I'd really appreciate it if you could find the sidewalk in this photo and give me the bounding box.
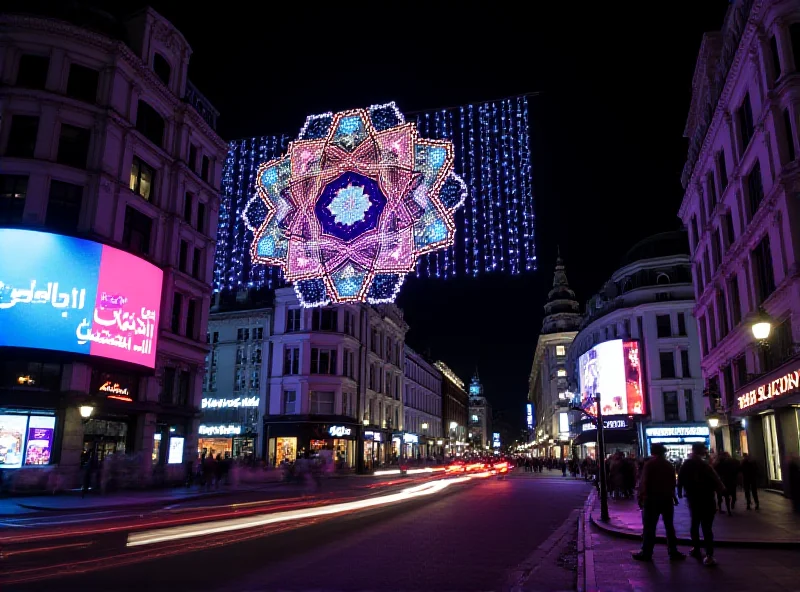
[510,469,593,481]
[590,489,800,548]
[579,492,800,592]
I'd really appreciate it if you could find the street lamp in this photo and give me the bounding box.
[79,405,95,419]
[421,422,428,430]
[708,413,721,429]
[751,307,773,342]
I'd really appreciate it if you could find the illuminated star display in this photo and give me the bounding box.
[244,102,466,307]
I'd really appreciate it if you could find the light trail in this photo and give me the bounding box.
[127,476,473,548]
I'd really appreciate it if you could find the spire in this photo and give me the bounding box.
[542,251,581,334]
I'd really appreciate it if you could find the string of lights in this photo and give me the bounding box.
[214,95,536,292]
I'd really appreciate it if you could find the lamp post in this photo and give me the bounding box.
[751,307,773,343]
[595,392,610,523]
[79,404,95,422]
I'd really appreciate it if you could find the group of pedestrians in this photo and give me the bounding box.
[633,442,755,567]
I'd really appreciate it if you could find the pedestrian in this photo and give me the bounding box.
[678,443,725,566]
[561,458,567,477]
[632,443,684,562]
[740,453,759,510]
[714,452,740,515]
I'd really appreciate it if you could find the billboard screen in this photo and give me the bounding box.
[0,229,163,368]
[526,403,534,429]
[578,339,645,416]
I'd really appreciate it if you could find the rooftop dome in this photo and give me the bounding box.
[621,231,689,267]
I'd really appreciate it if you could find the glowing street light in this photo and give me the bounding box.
[79,405,95,419]
[751,307,773,342]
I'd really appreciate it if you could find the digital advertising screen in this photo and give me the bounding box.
[578,339,646,416]
[0,229,163,368]
[25,415,56,466]
[167,437,185,464]
[0,415,28,469]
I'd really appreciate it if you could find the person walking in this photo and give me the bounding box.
[740,453,759,510]
[678,443,725,566]
[632,444,685,562]
[715,452,740,515]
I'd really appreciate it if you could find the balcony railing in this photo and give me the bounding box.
[184,80,219,131]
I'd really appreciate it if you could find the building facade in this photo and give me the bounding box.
[678,0,800,489]
[529,254,581,459]
[467,373,492,451]
[265,287,407,472]
[201,300,271,461]
[0,8,225,488]
[403,346,443,459]
[567,233,707,462]
[435,361,468,455]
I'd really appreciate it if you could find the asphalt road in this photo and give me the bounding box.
[10,474,592,592]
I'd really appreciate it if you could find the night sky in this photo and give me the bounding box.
[19,1,731,433]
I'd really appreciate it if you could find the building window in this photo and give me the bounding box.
[343,349,355,379]
[369,365,375,390]
[192,247,202,279]
[752,236,775,305]
[201,155,210,183]
[283,347,300,375]
[179,240,188,273]
[236,346,245,365]
[663,391,680,421]
[56,124,91,169]
[763,413,782,481]
[556,345,566,357]
[727,275,741,326]
[196,202,206,234]
[737,92,754,155]
[135,100,165,147]
[746,161,764,219]
[286,309,301,332]
[130,157,155,201]
[312,308,338,331]
[680,349,691,378]
[284,390,297,414]
[253,327,264,340]
[66,64,99,103]
[160,367,176,405]
[683,389,694,421]
[189,145,198,171]
[152,53,171,85]
[656,314,672,338]
[716,150,728,191]
[723,211,736,247]
[717,291,729,339]
[46,181,82,232]
[791,23,800,74]
[186,299,198,339]
[234,368,246,392]
[211,331,219,344]
[122,206,153,256]
[711,229,722,270]
[184,193,194,224]
[177,371,190,406]
[171,293,182,334]
[699,315,708,356]
[0,174,28,224]
[237,328,250,341]
[733,355,747,389]
[689,216,699,250]
[16,54,49,89]
[783,109,796,163]
[310,391,335,415]
[6,115,39,158]
[659,351,676,379]
[344,310,355,336]
[676,313,686,336]
[310,348,337,375]
[250,369,260,390]
[769,35,782,81]
[706,172,717,214]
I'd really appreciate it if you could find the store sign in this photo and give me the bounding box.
[328,425,352,437]
[202,397,259,409]
[99,380,133,402]
[364,430,382,442]
[403,433,419,444]
[492,433,501,448]
[645,426,709,437]
[198,424,242,436]
[581,418,629,432]
[736,366,800,411]
[526,403,534,429]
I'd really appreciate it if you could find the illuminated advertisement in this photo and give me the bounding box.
[578,339,646,416]
[492,433,501,448]
[167,437,185,464]
[526,403,534,429]
[0,229,163,368]
[0,415,28,469]
[558,412,570,435]
[25,416,56,465]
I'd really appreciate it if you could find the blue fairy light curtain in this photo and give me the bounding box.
[213,95,536,292]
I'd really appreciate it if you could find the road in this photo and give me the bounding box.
[8,474,592,592]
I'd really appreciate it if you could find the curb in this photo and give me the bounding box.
[579,489,597,592]
[589,510,800,549]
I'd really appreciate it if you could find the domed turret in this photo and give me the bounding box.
[542,249,581,334]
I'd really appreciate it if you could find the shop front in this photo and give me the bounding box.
[733,359,800,491]
[574,417,638,459]
[395,432,420,460]
[264,417,359,471]
[363,428,390,471]
[644,424,710,462]
[197,423,257,460]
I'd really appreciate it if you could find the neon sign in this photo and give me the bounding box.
[243,103,466,307]
[328,425,352,437]
[526,403,533,429]
[403,433,419,444]
[202,397,259,409]
[198,424,242,436]
[645,426,710,437]
[737,366,800,411]
[99,381,132,402]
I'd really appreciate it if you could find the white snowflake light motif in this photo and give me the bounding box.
[328,184,372,227]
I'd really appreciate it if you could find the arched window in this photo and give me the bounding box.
[621,278,632,293]
[153,53,171,86]
[656,272,671,285]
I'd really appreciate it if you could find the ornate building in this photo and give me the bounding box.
[467,371,492,451]
[403,346,443,458]
[0,7,225,488]
[528,253,581,457]
[677,0,800,490]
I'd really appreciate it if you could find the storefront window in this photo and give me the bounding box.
[275,437,296,465]
[763,413,782,482]
[152,433,161,464]
[0,414,32,468]
[198,437,232,459]
[332,439,354,469]
[82,419,129,465]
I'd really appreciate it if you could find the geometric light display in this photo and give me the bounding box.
[243,102,466,306]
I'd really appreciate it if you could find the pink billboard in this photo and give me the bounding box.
[578,339,646,416]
